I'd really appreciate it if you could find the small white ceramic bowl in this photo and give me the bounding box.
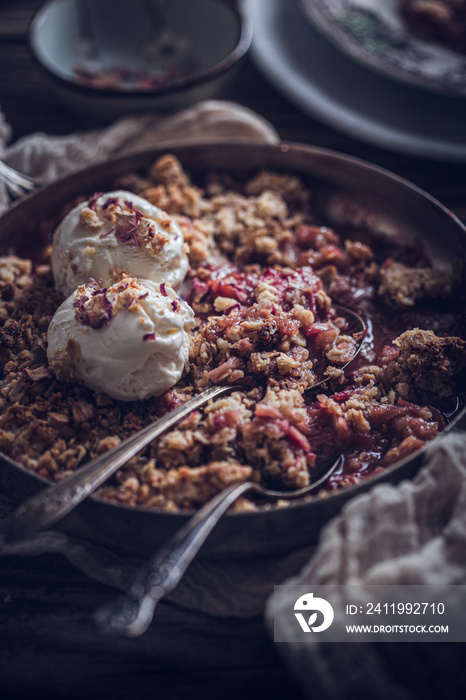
[29,0,252,120]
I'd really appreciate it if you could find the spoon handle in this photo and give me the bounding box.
[94,455,340,637]
[95,479,256,637]
[1,385,240,545]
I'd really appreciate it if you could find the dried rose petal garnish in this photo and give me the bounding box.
[96,197,162,251]
[101,196,121,211]
[113,209,145,246]
[74,284,113,329]
[88,192,104,211]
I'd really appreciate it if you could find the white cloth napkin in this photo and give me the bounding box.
[0,99,278,211]
[0,100,465,698]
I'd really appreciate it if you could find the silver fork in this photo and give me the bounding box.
[0,161,40,199]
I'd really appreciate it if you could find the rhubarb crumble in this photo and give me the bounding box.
[0,154,465,511]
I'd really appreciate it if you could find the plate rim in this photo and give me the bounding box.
[297,0,466,98]
[249,0,466,161]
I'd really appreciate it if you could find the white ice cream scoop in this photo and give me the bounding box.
[51,190,189,297]
[46,274,194,401]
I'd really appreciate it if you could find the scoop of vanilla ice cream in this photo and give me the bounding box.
[51,190,189,297]
[46,275,194,401]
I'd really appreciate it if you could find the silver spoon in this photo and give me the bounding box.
[94,454,341,638]
[94,306,366,638]
[1,305,365,547]
[1,305,365,548]
[0,385,242,545]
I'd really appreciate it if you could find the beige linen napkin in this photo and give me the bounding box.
[0,99,278,211]
[267,432,466,699]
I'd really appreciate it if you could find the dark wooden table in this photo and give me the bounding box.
[1,2,466,699]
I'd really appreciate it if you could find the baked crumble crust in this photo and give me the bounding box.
[378,260,452,308]
[0,155,465,510]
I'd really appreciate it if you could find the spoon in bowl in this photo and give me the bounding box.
[0,385,242,545]
[95,305,366,638]
[95,452,342,638]
[1,304,365,549]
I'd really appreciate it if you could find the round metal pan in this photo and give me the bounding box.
[1,141,465,559]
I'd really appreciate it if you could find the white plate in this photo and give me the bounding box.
[248,0,466,161]
[298,0,466,98]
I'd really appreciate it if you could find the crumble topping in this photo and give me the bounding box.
[378,260,452,308]
[0,154,464,510]
[383,328,466,402]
